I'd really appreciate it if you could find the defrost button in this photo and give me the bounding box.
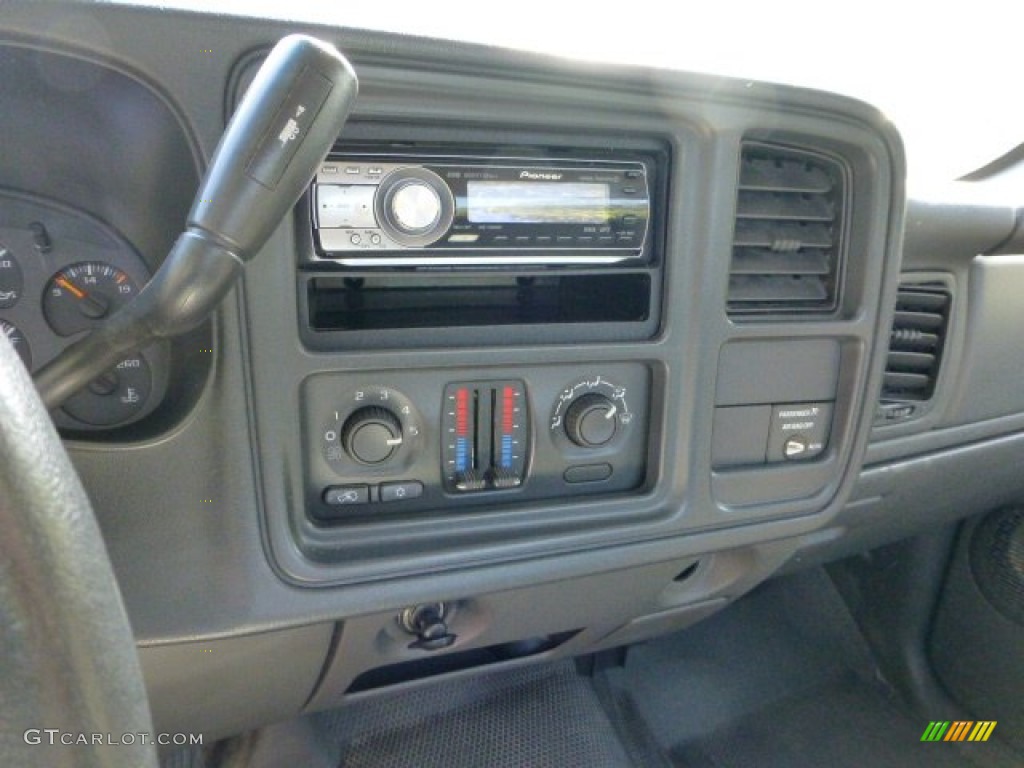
[380,481,424,502]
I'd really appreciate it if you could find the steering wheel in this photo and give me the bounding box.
[0,333,158,767]
[0,36,357,766]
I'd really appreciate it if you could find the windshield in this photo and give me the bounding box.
[118,0,1022,187]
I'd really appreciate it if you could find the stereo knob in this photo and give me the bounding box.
[375,168,455,247]
[342,407,403,465]
[564,393,618,448]
[390,182,442,233]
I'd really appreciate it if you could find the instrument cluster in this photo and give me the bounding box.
[0,190,167,430]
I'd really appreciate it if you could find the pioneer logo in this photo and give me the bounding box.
[519,171,563,180]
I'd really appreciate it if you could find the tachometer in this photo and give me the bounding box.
[43,262,138,336]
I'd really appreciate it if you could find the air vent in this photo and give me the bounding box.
[728,144,846,316]
[878,284,951,421]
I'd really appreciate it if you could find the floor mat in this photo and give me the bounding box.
[240,661,634,768]
[215,567,1022,768]
[159,744,210,768]
[673,671,978,768]
[601,568,1019,768]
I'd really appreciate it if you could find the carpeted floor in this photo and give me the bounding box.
[603,569,1018,768]
[163,568,1023,768]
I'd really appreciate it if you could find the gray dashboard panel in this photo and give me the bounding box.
[1,0,1022,742]
[139,623,333,742]
[945,255,1024,424]
[1,0,904,626]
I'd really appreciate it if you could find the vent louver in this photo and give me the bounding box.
[728,144,846,315]
[881,285,951,405]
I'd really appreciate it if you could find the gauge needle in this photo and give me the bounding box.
[56,277,86,298]
[57,277,110,318]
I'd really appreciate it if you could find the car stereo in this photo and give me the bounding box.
[310,152,653,266]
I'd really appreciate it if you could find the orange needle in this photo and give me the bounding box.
[56,277,86,299]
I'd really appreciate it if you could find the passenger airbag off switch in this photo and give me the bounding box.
[767,402,833,462]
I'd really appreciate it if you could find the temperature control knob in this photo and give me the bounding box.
[565,393,618,448]
[342,407,403,465]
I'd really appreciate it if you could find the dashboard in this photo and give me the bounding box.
[2,0,1023,743]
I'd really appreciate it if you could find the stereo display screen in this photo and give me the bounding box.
[466,181,611,224]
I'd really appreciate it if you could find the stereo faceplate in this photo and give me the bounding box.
[310,152,654,267]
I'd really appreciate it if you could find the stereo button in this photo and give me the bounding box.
[317,185,377,229]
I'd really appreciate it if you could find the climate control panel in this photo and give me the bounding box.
[551,376,634,450]
[342,407,403,465]
[442,381,528,493]
[321,385,423,472]
[302,364,650,523]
